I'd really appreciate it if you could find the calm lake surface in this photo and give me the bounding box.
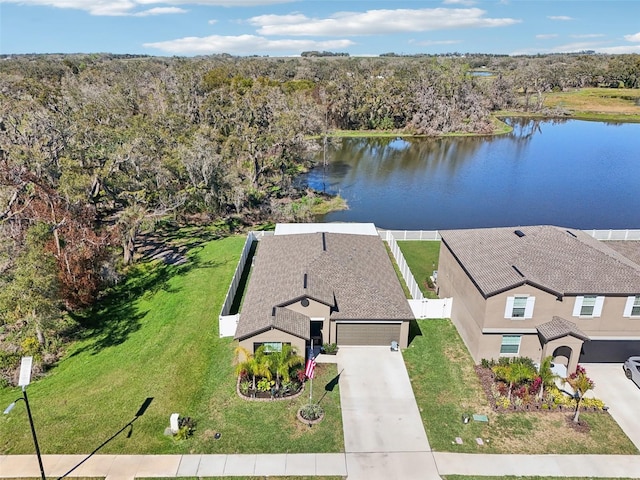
[300,119,640,230]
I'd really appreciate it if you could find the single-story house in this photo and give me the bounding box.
[437,225,640,372]
[234,225,414,355]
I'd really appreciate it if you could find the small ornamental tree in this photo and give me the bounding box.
[537,356,557,400]
[565,365,595,423]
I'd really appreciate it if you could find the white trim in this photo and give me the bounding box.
[524,297,535,318]
[504,296,515,318]
[482,328,538,334]
[333,320,403,324]
[572,295,604,317]
[500,335,521,355]
[593,296,604,317]
[587,336,640,341]
[623,296,640,317]
[572,296,584,317]
[504,295,534,319]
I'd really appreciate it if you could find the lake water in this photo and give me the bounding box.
[300,118,640,230]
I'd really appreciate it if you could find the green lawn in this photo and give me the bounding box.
[404,319,638,455]
[397,240,440,299]
[0,235,343,455]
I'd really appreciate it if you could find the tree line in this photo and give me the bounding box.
[0,52,638,382]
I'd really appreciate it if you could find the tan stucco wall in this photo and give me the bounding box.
[282,297,330,344]
[438,242,488,360]
[238,329,306,357]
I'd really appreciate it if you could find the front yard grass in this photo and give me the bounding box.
[0,234,343,455]
[403,319,638,454]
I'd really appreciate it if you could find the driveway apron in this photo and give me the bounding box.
[583,363,640,452]
[336,346,440,479]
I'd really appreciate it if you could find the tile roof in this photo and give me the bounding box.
[440,225,640,298]
[235,232,413,340]
[537,316,590,342]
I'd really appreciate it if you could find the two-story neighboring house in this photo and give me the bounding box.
[437,225,640,373]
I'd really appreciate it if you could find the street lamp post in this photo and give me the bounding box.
[3,356,46,480]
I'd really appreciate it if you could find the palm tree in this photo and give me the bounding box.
[267,344,304,390]
[234,346,271,391]
[565,366,595,423]
[494,362,535,400]
[537,356,557,400]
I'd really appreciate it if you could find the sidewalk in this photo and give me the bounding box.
[3,453,640,479]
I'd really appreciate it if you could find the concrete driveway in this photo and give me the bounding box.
[335,346,440,479]
[583,363,640,452]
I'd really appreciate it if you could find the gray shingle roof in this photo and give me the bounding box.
[537,316,590,342]
[235,232,413,340]
[440,225,640,298]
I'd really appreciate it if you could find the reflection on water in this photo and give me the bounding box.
[299,119,640,230]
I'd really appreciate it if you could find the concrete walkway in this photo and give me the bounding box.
[2,350,640,479]
[3,452,640,478]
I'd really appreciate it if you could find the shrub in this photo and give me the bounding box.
[322,343,339,354]
[174,416,196,440]
[496,396,511,409]
[582,397,605,409]
[257,377,275,392]
[299,403,324,421]
[480,358,493,368]
[239,379,251,395]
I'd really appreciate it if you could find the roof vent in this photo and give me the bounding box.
[565,230,577,238]
[303,273,308,289]
[514,230,525,238]
[322,232,327,251]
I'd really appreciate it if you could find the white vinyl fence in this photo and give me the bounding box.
[219,230,270,337]
[381,230,424,301]
[409,298,452,319]
[584,229,640,241]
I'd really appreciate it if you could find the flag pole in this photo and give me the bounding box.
[309,339,313,403]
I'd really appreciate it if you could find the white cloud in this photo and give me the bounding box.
[548,15,573,21]
[570,33,604,39]
[625,32,640,42]
[536,34,558,40]
[208,19,218,25]
[134,7,187,16]
[250,8,521,36]
[143,34,355,54]
[442,0,477,5]
[596,45,640,54]
[1,0,294,16]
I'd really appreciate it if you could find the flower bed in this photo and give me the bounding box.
[475,365,607,413]
[236,375,305,401]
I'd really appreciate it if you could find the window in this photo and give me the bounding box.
[623,296,640,317]
[572,295,604,318]
[500,335,521,355]
[580,295,597,316]
[504,296,535,319]
[254,342,284,353]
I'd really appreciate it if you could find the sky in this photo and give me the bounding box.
[1,0,639,57]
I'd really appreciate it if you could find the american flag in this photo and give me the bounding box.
[305,356,317,379]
